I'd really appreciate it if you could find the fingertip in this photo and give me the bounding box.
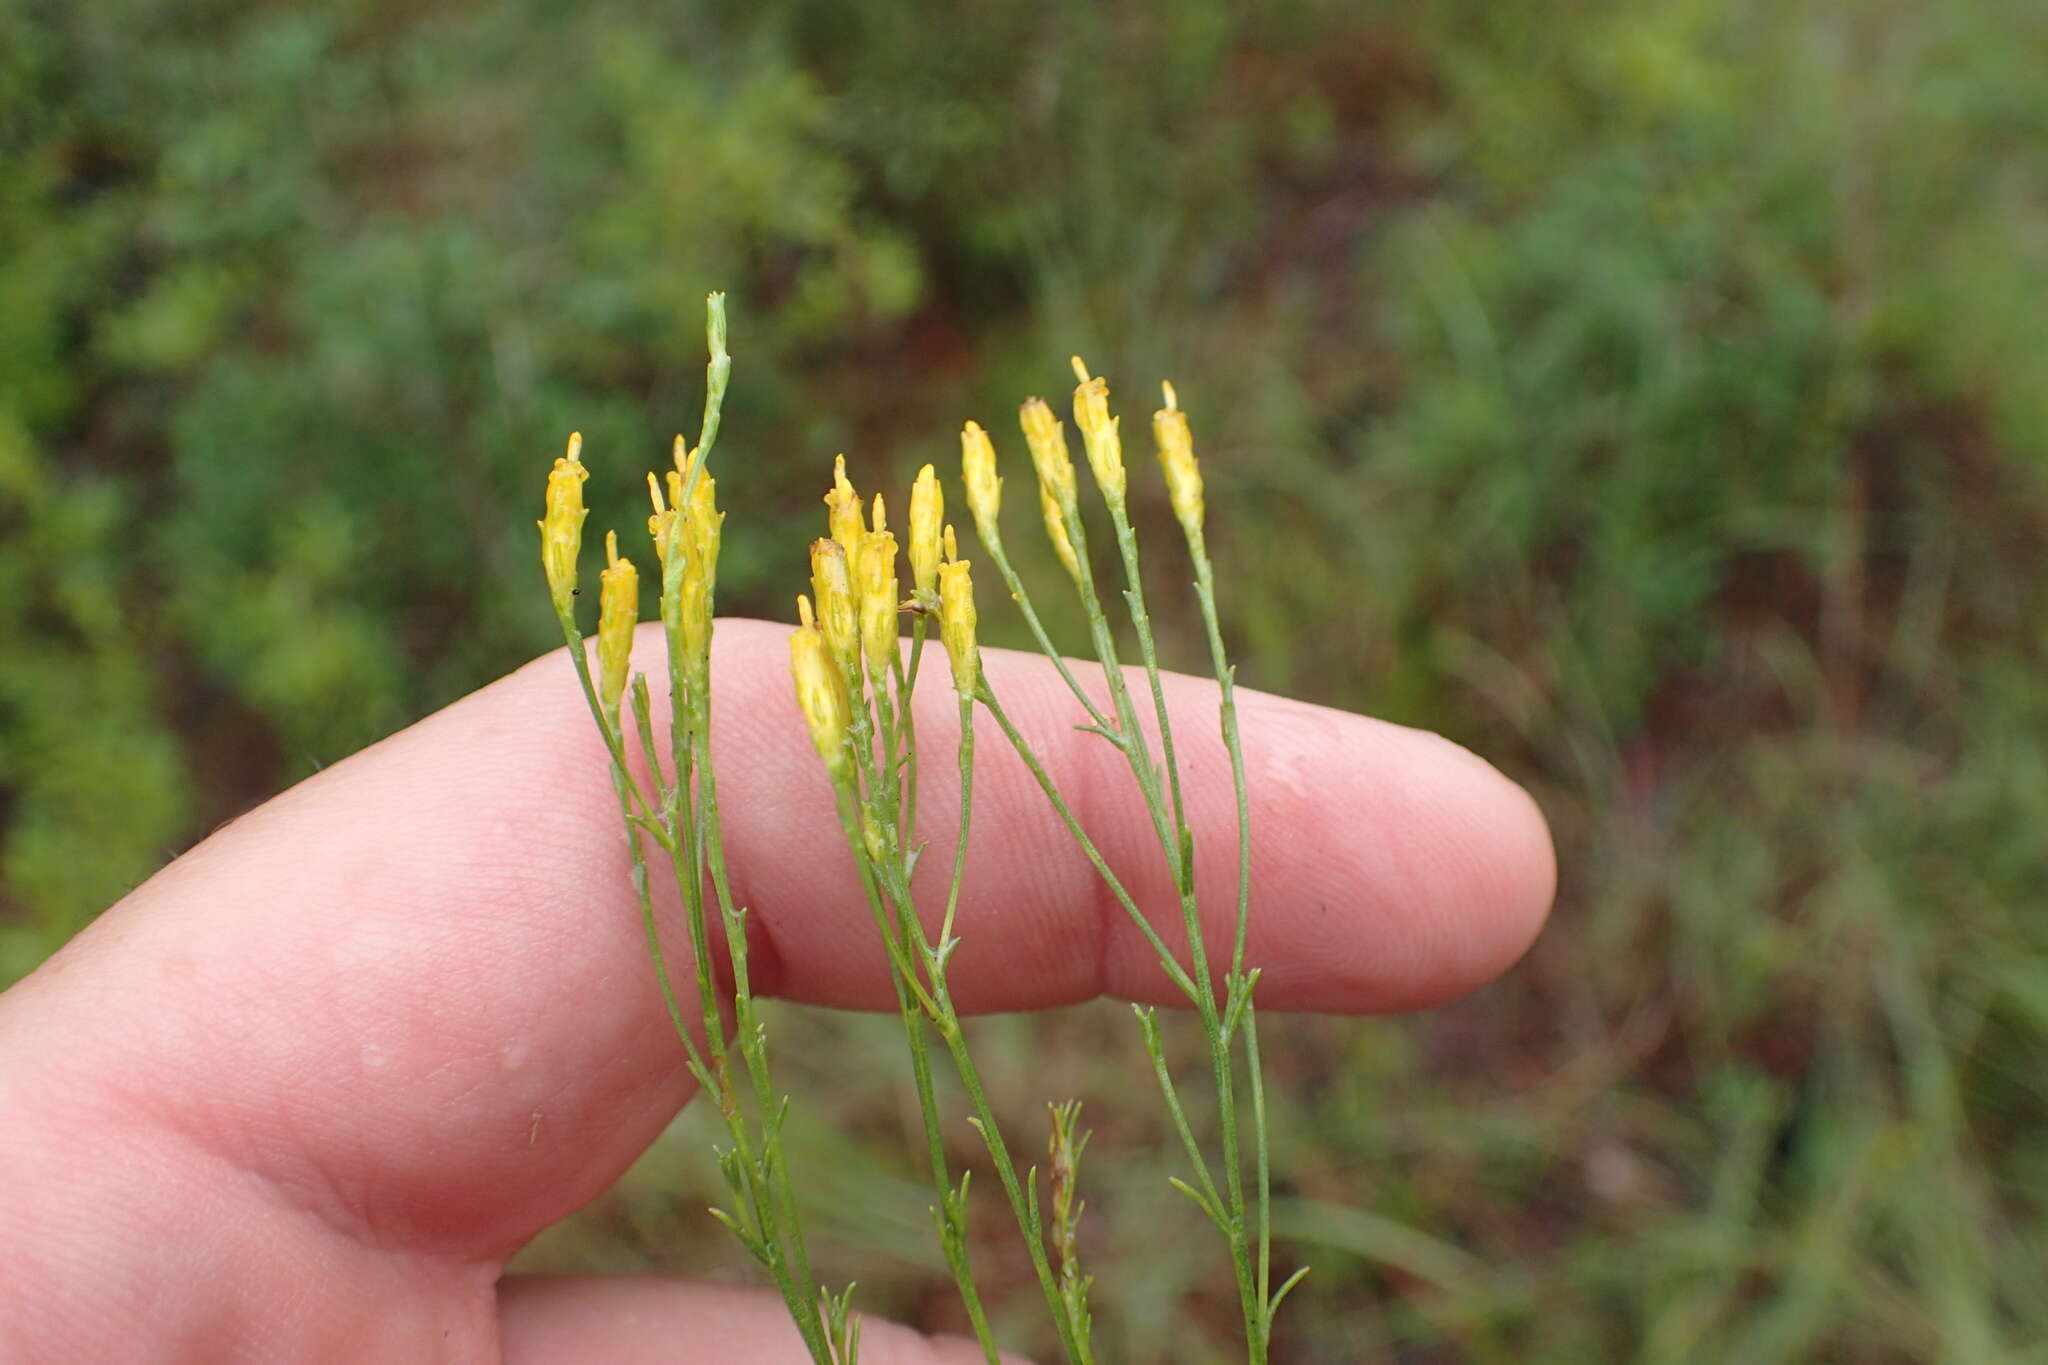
[1383,724,1555,1004]
[1232,691,1554,1013]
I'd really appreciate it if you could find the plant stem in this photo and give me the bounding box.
[872,843,1091,1365]
[975,525,1115,735]
[1103,494,1191,861]
[1052,502,1261,1330]
[974,683,1200,1007]
[1189,515,1278,1356]
[828,783,1006,1365]
[556,291,847,1362]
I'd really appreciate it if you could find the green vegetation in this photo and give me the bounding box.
[4,1,2045,1359]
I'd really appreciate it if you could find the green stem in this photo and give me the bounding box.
[1055,503,1189,907]
[940,693,972,946]
[1190,518,1275,1357]
[553,608,660,819]
[897,621,929,847]
[989,485,1272,1356]
[869,838,1089,1365]
[933,1011,1092,1365]
[661,614,731,1102]
[973,682,1199,1005]
[566,294,843,1361]
[974,525,1115,735]
[1190,534,1253,984]
[1092,494,1270,1343]
[1245,1000,1272,1351]
[701,703,833,1354]
[1133,1005,1225,1216]
[828,784,1005,1365]
[554,614,697,1076]
[557,618,827,1357]
[844,678,1091,1363]
[1104,494,1191,869]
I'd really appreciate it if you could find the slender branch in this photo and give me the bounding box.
[974,525,1116,735]
[828,783,1006,1365]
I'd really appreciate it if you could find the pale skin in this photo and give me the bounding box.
[0,619,1555,1362]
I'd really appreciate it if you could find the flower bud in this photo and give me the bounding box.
[596,531,638,717]
[810,536,861,687]
[1019,398,1077,514]
[1021,398,1083,581]
[680,449,721,572]
[960,422,1003,540]
[908,463,943,596]
[682,475,721,675]
[860,529,899,679]
[1070,358,1125,504]
[937,557,978,697]
[790,602,852,783]
[539,432,589,616]
[1154,381,1205,537]
[825,454,866,567]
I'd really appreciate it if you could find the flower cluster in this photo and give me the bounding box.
[536,297,863,1365]
[789,456,980,787]
[543,298,1277,1365]
[536,431,723,728]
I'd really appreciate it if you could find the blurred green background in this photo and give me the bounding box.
[5,1,2047,1360]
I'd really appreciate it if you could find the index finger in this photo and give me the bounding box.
[711,619,1552,1014]
[1,618,1551,1262]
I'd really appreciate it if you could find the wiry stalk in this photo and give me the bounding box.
[964,367,1289,1360]
[554,326,1295,1364]
[792,454,1108,1361]
[546,296,847,1363]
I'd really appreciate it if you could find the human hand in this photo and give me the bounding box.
[0,620,1553,1362]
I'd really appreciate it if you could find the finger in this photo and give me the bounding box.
[0,618,1550,1266]
[710,619,1554,1014]
[499,1275,1029,1365]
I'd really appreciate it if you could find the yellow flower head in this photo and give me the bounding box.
[825,454,866,569]
[1153,381,1205,537]
[648,451,719,692]
[942,522,960,564]
[539,432,589,615]
[596,530,639,717]
[960,421,1003,540]
[908,463,943,596]
[683,471,721,676]
[1019,398,1077,513]
[810,536,861,687]
[1070,357,1126,503]
[680,447,721,571]
[1021,398,1083,581]
[790,600,852,783]
[860,528,899,678]
[937,557,978,697]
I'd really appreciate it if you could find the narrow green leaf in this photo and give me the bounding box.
[1269,1265,1311,1317]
